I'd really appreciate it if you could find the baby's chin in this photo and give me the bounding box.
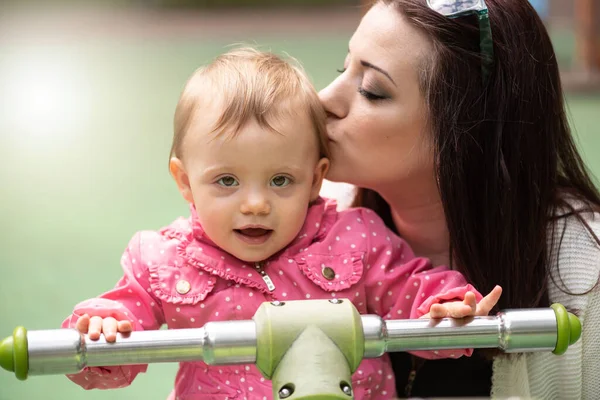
[227,246,280,264]
[222,232,298,263]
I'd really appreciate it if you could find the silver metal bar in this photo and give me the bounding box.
[496,308,558,352]
[362,309,557,355]
[25,310,559,376]
[28,320,257,375]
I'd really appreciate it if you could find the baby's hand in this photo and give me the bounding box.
[75,314,133,343]
[421,285,503,319]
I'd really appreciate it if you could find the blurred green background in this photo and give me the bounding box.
[0,1,598,399]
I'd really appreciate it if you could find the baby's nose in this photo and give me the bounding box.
[240,193,271,215]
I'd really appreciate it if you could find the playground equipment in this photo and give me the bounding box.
[1,299,582,400]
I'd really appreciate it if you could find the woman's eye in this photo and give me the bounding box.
[271,175,291,187]
[358,87,388,101]
[337,67,347,74]
[217,176,239,187]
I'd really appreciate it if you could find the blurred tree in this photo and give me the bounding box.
[574,0,600,73]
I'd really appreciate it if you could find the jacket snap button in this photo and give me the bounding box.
[321,266,335,280]
[176,280,191,294]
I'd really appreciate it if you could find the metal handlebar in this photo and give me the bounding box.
[1,299,582,400]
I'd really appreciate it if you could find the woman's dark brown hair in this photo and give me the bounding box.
[354,0,600,311]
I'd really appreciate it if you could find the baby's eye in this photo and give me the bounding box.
[217,176,239,187]
[270,175,292,187]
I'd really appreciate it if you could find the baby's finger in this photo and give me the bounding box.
[476,285,503,316]
[117,320,133,333]
[75,314,90,333]
[429,303,450,319]
[463,291,477,310]
[88,316,104,340]
[102,317,118,342]
[446,302,475,318]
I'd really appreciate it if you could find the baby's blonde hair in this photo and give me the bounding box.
[170,47,330,161]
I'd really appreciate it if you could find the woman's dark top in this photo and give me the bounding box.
[390,350,493,398]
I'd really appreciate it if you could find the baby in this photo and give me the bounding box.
[63,47,501,399]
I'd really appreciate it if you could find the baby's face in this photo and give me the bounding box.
[172,111,328,263]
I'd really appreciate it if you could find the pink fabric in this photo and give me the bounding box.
[62,198,481,399]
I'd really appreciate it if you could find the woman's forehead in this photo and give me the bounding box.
[350,3,432,74]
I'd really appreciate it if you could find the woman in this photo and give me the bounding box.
[319,0,600,398]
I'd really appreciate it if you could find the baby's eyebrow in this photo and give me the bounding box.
[273,164,314,179]
[202,165,235,175]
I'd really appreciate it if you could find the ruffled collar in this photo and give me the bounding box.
[161,197,340,296]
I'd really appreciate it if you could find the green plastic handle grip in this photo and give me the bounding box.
[551,303,581,355]
[0,326,28,380]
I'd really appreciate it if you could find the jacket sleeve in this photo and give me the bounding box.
[61,231,165,390]
[361,209,482,360]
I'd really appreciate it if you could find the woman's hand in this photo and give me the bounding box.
[75,314,133,342]
[421,285,503,319]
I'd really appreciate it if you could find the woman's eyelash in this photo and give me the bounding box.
[337,67,388,101]
[358,87,387,101]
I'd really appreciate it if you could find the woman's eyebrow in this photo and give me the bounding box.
[347,48,396,86]
[360,60,396,86]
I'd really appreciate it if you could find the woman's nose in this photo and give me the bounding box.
[319,77,348,120]
[240,191,271,216]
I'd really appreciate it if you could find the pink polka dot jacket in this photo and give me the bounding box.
[62,197,481,399]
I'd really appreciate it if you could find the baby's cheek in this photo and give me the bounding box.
[276,203,309,242]
[196,206,231,241]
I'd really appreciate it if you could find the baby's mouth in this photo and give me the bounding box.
[235,228,272,237]
[234,227,274,245]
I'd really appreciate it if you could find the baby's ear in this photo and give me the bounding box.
[169,157,194,203]
[310,157,330,202]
